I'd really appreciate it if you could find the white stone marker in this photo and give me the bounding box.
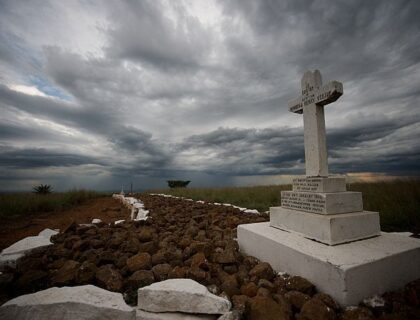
[238,69,420,306]
[288,70,343,177]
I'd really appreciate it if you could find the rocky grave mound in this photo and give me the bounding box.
[0,194,419,319]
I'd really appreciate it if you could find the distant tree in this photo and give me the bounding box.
[167,180,190,188]
[33,184,53,194]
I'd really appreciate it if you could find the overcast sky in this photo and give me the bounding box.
[1,0,419,191]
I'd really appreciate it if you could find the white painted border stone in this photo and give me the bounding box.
[238,222,420,306]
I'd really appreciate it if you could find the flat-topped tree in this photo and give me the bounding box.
[288,70,343,177]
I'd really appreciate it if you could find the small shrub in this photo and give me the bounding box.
[33,184,53,194]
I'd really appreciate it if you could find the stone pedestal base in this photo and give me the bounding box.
[270,207,380,245]
[238,222,420,306]
[281,191,363,214]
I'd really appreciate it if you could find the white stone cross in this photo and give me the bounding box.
[288,70,343,177]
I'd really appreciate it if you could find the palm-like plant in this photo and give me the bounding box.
[33,184,53,194]
[167,180,190,188]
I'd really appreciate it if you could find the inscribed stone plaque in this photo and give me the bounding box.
[281,191,363,215]
[281,191,326,214]
[293,177,346,193]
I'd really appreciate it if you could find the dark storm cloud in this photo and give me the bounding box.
[0,0,419,191]
[221,0,420,80]
[0,146,100,168]
[0,84,172,172]
[179,127,305,175]
[105,1,210,70]
[179,110,420,175]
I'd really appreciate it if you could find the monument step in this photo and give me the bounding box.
[292,176,346,193]
[281,190,363,214]
[238,222,420,306]
[270,207,380,245]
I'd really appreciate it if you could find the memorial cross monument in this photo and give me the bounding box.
[288,70,343,177]
[272,70,378,243]
[237,70,420,306]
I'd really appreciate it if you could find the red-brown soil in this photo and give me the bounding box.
[0,197,131,251]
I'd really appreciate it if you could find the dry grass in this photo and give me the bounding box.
[0,190,107,218]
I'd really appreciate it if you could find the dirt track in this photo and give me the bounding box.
[0,197,131,250]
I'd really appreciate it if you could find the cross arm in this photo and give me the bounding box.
[315,81,343,106]
[288,97,303,114]
[288,80,343,114]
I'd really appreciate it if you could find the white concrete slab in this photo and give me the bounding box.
[238,222,420,306]
[270,207,380,245]
[0,285,135,320]
[281,191,363,214]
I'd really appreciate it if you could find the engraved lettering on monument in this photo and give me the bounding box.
[281,192,326,214]
[288,70,343,177]
[293,178,323,192]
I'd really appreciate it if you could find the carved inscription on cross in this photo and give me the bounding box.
[288,70,343,177]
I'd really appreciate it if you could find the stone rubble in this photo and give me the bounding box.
[148,193,262,215]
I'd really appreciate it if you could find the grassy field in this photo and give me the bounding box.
[0,190,107,218]
[149,180,420,233]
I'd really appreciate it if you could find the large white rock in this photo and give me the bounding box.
[0,253,24,269]
[0,285,135,320]
[133,202,145,209]
[137,279,231,314]
[125,197,138,206]
[135,209,149,221]
[136,309,217,320]
[238,222,420,306]
[1,235,52,256]
[38,228,59,240]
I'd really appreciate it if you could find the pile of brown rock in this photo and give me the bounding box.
[0,194,419,319]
